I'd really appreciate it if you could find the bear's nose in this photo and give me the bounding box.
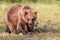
[29,23,33,26]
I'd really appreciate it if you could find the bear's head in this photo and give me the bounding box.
[21,6,37,27]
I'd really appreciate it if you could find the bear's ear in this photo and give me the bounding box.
[34,11,37,16]
[33,11,37,18]
[23,6,31,10]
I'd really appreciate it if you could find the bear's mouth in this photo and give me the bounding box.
[29,24,33,27]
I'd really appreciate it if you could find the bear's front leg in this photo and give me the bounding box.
[17,23,26,35]
[24,25,28,34]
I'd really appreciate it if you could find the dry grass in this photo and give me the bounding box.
[0,32,60,40]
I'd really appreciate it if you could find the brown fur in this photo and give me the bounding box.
[5,5,37,34]
[27,11,37,32]
[5,5,22,34]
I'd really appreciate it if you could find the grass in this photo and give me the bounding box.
[0,1,60,40]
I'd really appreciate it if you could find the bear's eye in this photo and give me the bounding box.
[24,12,28,16]
[32,18,36,21]
[28,18,30,21]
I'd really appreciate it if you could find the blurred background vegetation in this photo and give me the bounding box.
[0,0,60,3]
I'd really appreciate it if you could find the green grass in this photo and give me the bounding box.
[0,1,60,40]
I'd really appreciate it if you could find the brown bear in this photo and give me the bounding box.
[5,5,37,34]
